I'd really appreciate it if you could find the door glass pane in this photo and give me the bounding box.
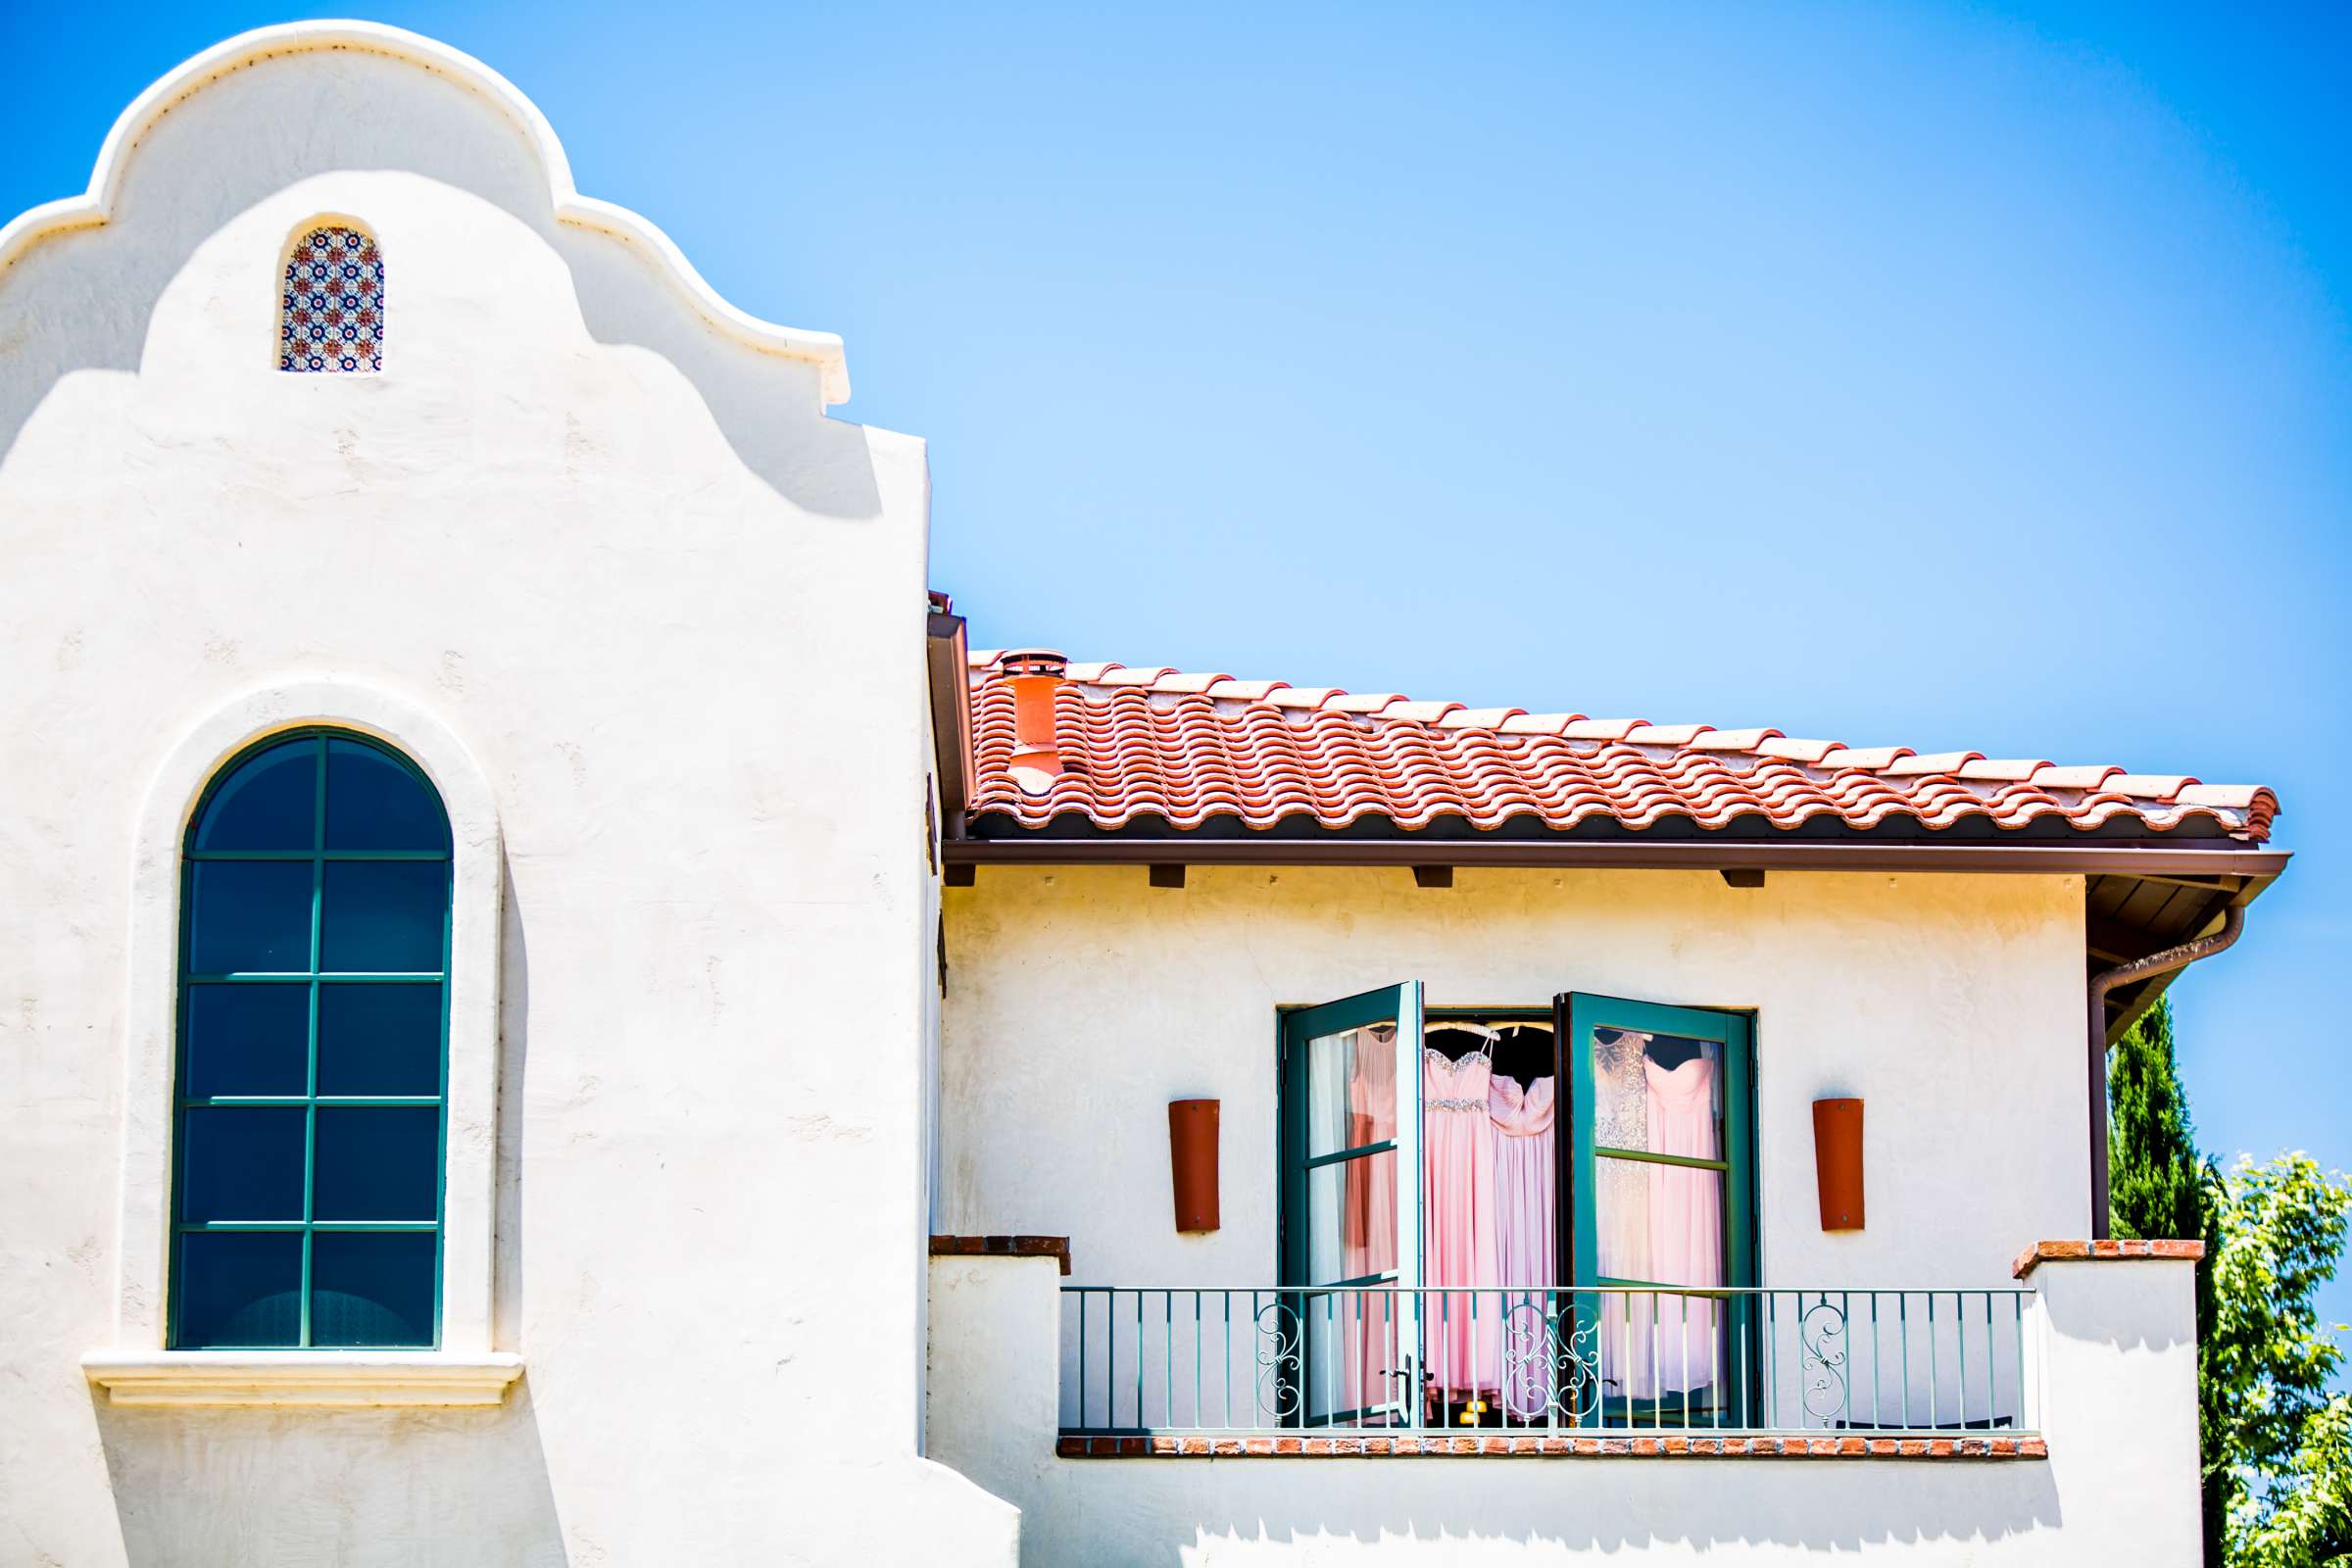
[325,739,448,853]
[311,1231,436,1347]
[192,738,316,852]
[1591,1030,1720,1159]
[1305,1024,1396,1157]
[1305,1149,1397,1285]
[1300,1022,1401,1286]
[317,983,443,1095]
[179,1105,307,1220]
[320,861,447,972]
[184,984,312,1097]
[312,1106,440,1220]
[1586,1026,1730,1416]
[177,1232,302,1347]
[189,861,314,973]
[1594,1156,1725,1287]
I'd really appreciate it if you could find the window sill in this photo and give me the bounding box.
[81,1349,523,1407]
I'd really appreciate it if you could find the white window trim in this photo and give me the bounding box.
[83,679,515,1406]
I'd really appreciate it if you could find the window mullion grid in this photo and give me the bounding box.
[300,734,327,1348]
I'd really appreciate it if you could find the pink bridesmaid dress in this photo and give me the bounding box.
[1488,1073,1556,1287]
[1341,1030,1399,1419]
[1422,1047,1501,1400]
[1489,1072,1557,1418]
[1642,1052,1725,1396]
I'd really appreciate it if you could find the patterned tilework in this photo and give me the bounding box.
[280,226,384,373]
[964,652,2281,841]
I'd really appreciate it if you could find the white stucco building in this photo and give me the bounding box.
[0,24,2287,1566]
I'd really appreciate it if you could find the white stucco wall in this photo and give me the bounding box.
[0,29,1008,1568]
[940,864,2090,1290]
[931,865,2186,1560]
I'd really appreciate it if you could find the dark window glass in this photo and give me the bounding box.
[188,861,314,972]
[317,984,443,1096]
[176,1232,303,1348]
[172,730,451,1349]
[325,739,447,853]
[311,1232,436,1348]
[191,738,316,852]
[312,1106,439,1221]
[320,861,447,972]
[179,1106,307,1221]
[184,984,312,1098]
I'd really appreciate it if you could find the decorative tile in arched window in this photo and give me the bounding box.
[280,225,385,373]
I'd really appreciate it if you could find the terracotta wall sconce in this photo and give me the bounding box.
[1168,1099,1220,1233]
[1813,1098,1865,1231]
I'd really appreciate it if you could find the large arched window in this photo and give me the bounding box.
[171,730,450,1348]
[279,223,385,373]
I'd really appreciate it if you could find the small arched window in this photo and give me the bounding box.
[279,224,385,373]
[171,730,450,1348]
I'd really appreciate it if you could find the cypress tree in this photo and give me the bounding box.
[2108,998,2224,1564]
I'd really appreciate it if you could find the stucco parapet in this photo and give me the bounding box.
[0,21,854,404]
[1056,1433,2047,1460]
[82,1350,524,1406]
[2010,1237,2205,1278]
[929,1234,1072,1275]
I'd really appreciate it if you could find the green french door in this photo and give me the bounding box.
[1277,983,1423,1428]
[1560,992,1755,1427]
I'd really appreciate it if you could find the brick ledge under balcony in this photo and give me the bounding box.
[1057,1434,2049,1460]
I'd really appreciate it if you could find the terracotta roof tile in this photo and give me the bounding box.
[1439,707,1528,730]
[1151,671,1232,695]
[961,652,2280,844]
[1499,713,1584,736]
[1625,723,1714,747]
[1958,759,2051,782]
[2030,764,2123,791]
[1814,746,1900,769]
[2105,774,2194,802]
[1689,728,1783,752]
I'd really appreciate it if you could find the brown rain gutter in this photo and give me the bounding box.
[944,836,2288,879]
[2085,902,2246,1241]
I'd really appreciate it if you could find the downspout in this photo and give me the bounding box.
[2086,902,2244,1240]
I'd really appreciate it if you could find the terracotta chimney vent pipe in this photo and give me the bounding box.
[1001,649,1068,780]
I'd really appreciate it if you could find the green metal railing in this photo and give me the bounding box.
[1059,1286,2035,1436]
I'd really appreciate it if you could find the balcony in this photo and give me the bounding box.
[1057,1285,2035,1448]
[928,1239,2205,1559]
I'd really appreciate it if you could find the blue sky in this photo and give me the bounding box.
[5,3,2346,1322]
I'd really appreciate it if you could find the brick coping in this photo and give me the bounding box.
[929,1234,1072,1276]
[1058,1434,2046,1460]
[2011,1238,2203,1279]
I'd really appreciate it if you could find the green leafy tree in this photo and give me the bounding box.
[2109,1000,2227,1561]
[2208,1152,2352,1567]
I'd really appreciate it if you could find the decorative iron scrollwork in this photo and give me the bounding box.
[1799,1298,1849,1423]
[1499,1297,1604,1424]
[1254,1298,1302,1423]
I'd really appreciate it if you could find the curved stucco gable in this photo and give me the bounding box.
[0,20,849,404]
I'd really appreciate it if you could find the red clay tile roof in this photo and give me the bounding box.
[964,652,2280,844]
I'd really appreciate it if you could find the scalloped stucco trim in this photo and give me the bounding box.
[0,19,852,405]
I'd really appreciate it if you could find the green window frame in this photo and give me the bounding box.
[168,728,452,1349]
[1277,983,1425,1427]
[1273,985,1758,1429]
[1562,991,1756,1427]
